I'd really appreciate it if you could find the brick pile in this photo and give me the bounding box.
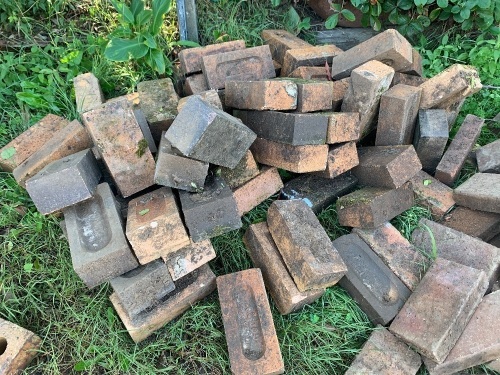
[1,27,499,374]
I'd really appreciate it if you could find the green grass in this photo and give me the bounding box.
[1,1,500,374]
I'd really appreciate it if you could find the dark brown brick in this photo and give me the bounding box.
[202,45,275,90]
[435,115,484,186]
[389,258,488,363]
[442,206,500,242]
[353,145,422,189]
[217,268,284,374]
[183,73,208,95]
[244,222,324,315]
[392,72,427,87]
[261,29,312,64]
[337,184,414,228]
[179,40,246,74]
[267,200,347,291]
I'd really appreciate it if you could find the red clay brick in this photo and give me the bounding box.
[401,48,423,76]
[454,173,500,214]
[281,45,343,77]
[202,45,275,90]
[13,120,93,187]
[408,170,455,219]
[435,115,484,186]
[217,268,284,375]
[233,166,283,216]
[325,112,360,144]
[0,318,42,374]
[314,142,359,179]
[441,206,500,242]
[261,29,311,64]
[0,114,69,172]
[183,73,208,95]
[251,137,328,173]
[244,222,325,315]
[179,40,246,74]
[332,77,350,110]
[163,239,216,281]
[225,80,297,110]
[267,200,347,291]
[289,66,329,80]
[392,72,427,87]
[73,72,105,113]
[287,78,333,113]
[389,258,489,363]
[177,90,222,112]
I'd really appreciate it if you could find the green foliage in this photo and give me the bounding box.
[105,0,174,74]
[325,2,356,29]
[0,0,69,31]
[286,5,311,34]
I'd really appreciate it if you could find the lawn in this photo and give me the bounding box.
[0,0,499,374]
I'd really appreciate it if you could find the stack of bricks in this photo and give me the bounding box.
[2,24,499,374]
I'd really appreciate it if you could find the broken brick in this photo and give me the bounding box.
[244,222,324,315]
[217,268,284,375]
[202,45,275,90]
[163,239,216,281]
[182,73,209,95]
[218,150,260,189]
[476,139,500,173]
[325,112,360,144]
[177,90,222,113]
[314,142,359,179]
[408,170,455,218]
[126,187,190,265]
[261,29,312,65]
[281,44,343,77]
[401,48,423,76]
[332,77,350,110]
[337,184,414,228]
[225,80,297,110]
[267,200,347,292]
[389,258,488,363]
[251,137,328,173]
[73,72,105,113]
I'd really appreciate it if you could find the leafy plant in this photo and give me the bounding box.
[325,1,356,29]
[105,0,174,75]
[285,5,311,34]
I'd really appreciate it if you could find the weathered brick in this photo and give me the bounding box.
[401,48,424,76]
[244,222,324,315]
[64,183,138,288]
[345,326,422,375]
[454,173,500,214]
[217,268,284,374]
[289,66,329,80]
[217,150,260,189]
[281,173,358,213]
[137,78,179,143]
[389,258,489,363]
[25,149,101,215]
[179,40,246,74]
[334,233,411,324]
[435,115,484,186]
[332,77,350,110]
[0,114,68,172]
[341,60,395,136]
[275,77,333,112]
[325,112,360,144]
[267,200,347,291]
[408,170,455,218]
[233,166,283,216]
[110,260,175,318]
[0,318,42,375]
[337,184,414,228]
[202,45,275,90]
[261,29,312,64]
[183,73,209,95]
[177,90,222,113]
[413,109,449,172]
[179,175,242,242]
[392,72,427,87]
[477,139,500,173]
[73,72,104,113]
[13,119,93,187]
[331,29,413,80]
[424,290,500,375]
[419,64,482,109]
[442,206,500,242]
[154,133,209,192]
[353,145,422,189]
[281,44,343,77]
[412,218,500,287]
[163,239,216,281]
[236,110,328,146]
[376,84,422,146]
[225,80,297,110]
[126,187,190,265]
[442,98,466,129]
[81,99,156,197]
[314,142,359,179]
[487,359,500,372]
[110,264,216,343]
[133,109,157,153]
[251,137,328,173]
[165,96,256,168]
[354,223,428,291]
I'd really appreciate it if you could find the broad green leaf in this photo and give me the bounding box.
[16,92,47,108]
[437,0,448,7]
[24,263,33,272]
[143,33,157,48]
[429,8,441,20]
[1,147,16,160]
[477,0,490,8]
[150,49,166,74]
[451,5,460,13]
[136,9,152,28]
[398,0,414,10]
[150,0,172,35]
[139,209,150,215]
[371,2,382,16]
[104,38,149,61]
[331,3,342,11]
[460,7,471,19]
[113,2,135,24]
[271,0,281,6]
[130,0,144,17]
[286,6,301,29]
[417,14,431,26]
[172,40,201,47]
[341,9,356,21]
[453,12,465,22]
[414,0,427,7]
[350,0,364,8]
[442,33,449,44]
[423,179,432,186]
[389,9,400,23]
[370,15,382,31]
[325,14,339,29]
